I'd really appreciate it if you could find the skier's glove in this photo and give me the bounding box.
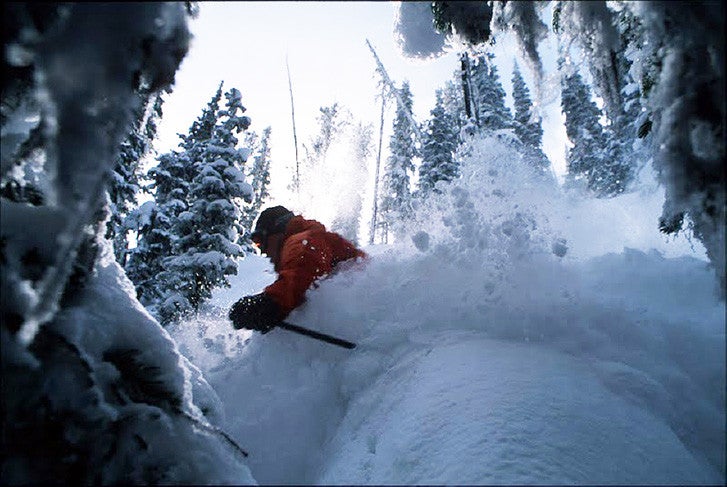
[229,293,281,334]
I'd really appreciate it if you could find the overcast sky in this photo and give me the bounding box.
[156,2,566,207]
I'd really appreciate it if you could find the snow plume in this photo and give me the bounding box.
[293,109,372,245]
[405,134,562,273]
[394,2,447,59]
[2,4,254,484]
[395,1,726,295]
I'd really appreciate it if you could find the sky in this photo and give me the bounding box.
[155,2,568,213]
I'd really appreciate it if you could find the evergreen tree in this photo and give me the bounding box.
[511,63,542,149]
[560,58,631,197]
[379,81,417,242]
[511,63,551,172]
[126,150,191,308]
[158,87,252,324]
[471,53,513,133]
[126,84,225,312]
[418,89,459,196]
[559,59,609,194]
[106,92,164,266]
[241,126,272,249]
[181,81,225,151]
[440,78,467,136]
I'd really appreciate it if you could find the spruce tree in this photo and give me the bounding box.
[126,84,225,312]
[107,92,164,266]
[560,58,631,197]
[125,150,191,308]
[559,59,609,194]
[158,87,252,324]
[418,89,459,196]
[511,63,542,149]
[471,53,513,133]
[511,63,550,172]
[440,78,467,136]
[241,126,272,249]
[379,81,417,242]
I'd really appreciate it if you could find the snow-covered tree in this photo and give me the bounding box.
[181,81,225,152]
[418,89,459,196]
[560,59,607,193]
[378,81,418,243]
[511,62,551,173]
[431,1,494,47]
[471,53,513,133]
[560,59,630,197]
[107,92,164,267]
[511,64,541,148]
[130,80,224,286]
[158,86,252,324]
[240,127,272,249]
[126,84,224,312]
[440,78,468,136]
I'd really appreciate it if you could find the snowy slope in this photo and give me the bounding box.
[171,138,725,485]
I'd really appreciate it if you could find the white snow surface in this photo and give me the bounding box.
[170,139,725,485]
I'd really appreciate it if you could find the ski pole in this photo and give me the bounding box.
[276,321,356,349]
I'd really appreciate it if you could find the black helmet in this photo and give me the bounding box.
[251,205,294,243]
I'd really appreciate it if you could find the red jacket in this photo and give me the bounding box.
[264,216,367,316]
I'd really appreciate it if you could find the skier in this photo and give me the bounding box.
[229,205,367,333]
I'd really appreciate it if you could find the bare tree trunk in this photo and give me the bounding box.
[286,55,300,193]
[460,52,478,125]
[369,93,386,245]
[460,52,473,119]
[366,39,423,145]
